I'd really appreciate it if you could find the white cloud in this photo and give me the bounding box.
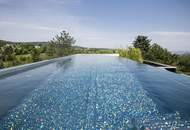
[0,21,59,31]
[148,31,190,52]
[4,18,186,51]
[150,31,190,36]
[1,19,190,51]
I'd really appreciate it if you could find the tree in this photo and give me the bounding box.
[177,54,190,72]
[49,30,76,57]
[146,43,174,64]
[2,45,15,61]
[132,35,151,58]
[146,43,163,61]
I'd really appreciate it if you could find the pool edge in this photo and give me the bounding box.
[0,55,75,78]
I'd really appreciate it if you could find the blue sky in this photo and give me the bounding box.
[0,0,190,51]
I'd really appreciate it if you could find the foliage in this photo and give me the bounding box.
[31,47,41,62]
[131,36,190,73]
[0,61,3,68]
[0,49,3,68]
[118,48,127,57]
[46,43,55,57]
[39,53,51,60]
[0,40,13,47]
[118,47,143,63]
[146,43,177,65]
[2,45,15,61]
[48,31,76,56]
[79,48,115,54]
[0,33,189,75]
[17,54,33,63]
[0,31,76,69]
[132,35,151,58]
[0,40,116,69]
[177,54,190,72]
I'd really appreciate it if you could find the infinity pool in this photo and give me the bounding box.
[0,54,190,129]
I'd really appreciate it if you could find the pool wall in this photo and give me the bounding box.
[0,55,74,77]
[143,60,177,72]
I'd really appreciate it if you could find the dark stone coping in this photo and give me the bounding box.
[0,55,74,78]
[143,60,177,72]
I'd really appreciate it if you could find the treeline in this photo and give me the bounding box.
[0,31,115,69]
[0,41,48,68]
[74,47,116,54]
[127,35,190,73]
[1,32,189,74]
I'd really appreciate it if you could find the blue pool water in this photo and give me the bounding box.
[0,54,190,129]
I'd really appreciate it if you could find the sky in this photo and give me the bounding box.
[0,0,190,51]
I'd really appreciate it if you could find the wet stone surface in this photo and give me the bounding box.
[0,55,190,129]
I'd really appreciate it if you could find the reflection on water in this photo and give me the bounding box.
[0,63,59,119]
[118,58,190,119]
[0,55,190,129]
[56,58,74,72]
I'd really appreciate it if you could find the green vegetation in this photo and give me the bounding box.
[74,47,115,54]
[146,43,178,65]
[0,30,76,68]
[132,35,151,58]
[177,54,190,72]
[0,31,115,69]
[119,35,190,75]
[1,31,189,75]
[47,31,76,57]
[130,35,190,75]
[118,47,143,63]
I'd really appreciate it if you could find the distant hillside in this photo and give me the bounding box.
[0,39,115,51]
[0,40,48,47]
[173,51,190,55]
[0,40,14,46]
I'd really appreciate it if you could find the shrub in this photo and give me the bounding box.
[177,54,190,72]
[118,49,127,57]
[0,59,3,69]
[31,48,41,62]
[118,47,143,63]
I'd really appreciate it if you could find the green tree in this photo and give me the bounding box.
[177,54,190,72]
[2,45,15,61]
[49,30,76,57]
[146,43,174,64]
[132,35,151,58]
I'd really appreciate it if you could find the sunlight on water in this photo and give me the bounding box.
[0,55,190,129]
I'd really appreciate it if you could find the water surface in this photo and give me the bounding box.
[0,54,190,129]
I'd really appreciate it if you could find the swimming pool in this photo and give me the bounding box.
[0,54,190,129]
